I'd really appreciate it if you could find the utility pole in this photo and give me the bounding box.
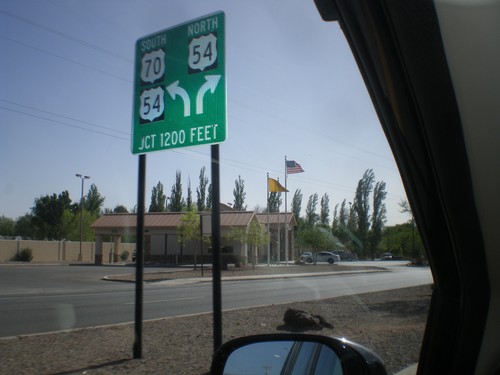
[75,174,90,261]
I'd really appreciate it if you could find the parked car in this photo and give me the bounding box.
[381,252,393,260]
[301,251,340,264]
[299,251,312,261]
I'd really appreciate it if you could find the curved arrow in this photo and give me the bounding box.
[196,75,221,115]
[167,80,190,117]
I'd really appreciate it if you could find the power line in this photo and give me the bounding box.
[0,34,132,83]
[0,105,129,141]
[0,9,132,63]
[0,98,130,136]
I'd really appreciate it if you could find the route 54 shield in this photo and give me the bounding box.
[132,11,226,154]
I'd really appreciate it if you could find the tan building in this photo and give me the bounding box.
[90,210,297,266]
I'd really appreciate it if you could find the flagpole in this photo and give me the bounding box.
[266,172,270,267]
[285,156,288,266]
[277,179,281,265]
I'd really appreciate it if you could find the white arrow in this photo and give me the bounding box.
[196,75,221,115]
[166,80,190,117]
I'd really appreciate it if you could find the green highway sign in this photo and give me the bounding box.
[132,12,226,154]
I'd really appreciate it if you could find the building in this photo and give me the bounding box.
[90,210,297,266]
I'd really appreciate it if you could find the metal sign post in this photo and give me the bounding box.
[133,154,146,359]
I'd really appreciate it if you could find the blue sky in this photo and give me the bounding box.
[0,0,409,225]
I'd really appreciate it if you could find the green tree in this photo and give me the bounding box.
[186,178,193,211]
[0,216,15,237]
[369,180,387,258]
[339,199,348,229]
[177,208,201,243]
[291,189,303,222]
[149,181,167,212]
[31,191,72,240]
[14,214,34,238]
[305,193,319,226]
[228,220,268,268]
[382,223,423,260]
[196,166,209,211]
[112,204,129,213]
[332,199,351,244]
[353,169,375,256]
[232,175,247,210]
[296,226,340,253]
[84,184,105,216]
[319,193,330,227]
[206,183,213,210]
[267,192,282,213]
[169,170,185,212]
[399,199,424,262]
[177,208,207,267]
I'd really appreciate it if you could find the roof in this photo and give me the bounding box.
[91,211,256,230]
[255,212,297,226]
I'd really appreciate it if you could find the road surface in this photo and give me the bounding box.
[0,262,432,337]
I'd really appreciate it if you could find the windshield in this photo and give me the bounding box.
[0,1,432,374]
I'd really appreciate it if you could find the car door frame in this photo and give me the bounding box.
[314,0,490,373]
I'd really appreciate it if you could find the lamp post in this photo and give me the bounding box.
[75,174,90,261]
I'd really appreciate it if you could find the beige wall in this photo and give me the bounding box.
[0,239,135,263]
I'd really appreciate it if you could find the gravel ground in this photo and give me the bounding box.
[0,264,431,375]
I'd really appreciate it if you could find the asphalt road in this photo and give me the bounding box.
[0,262,432,337]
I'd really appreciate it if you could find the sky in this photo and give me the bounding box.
[0,0,410,225]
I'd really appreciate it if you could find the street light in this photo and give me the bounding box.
[75,174,90,261]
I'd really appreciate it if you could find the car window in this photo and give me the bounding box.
[0,1,432,374]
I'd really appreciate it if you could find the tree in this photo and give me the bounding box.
[296,226,341,253]
[206,183,213,210]
[353,169,375,255]
[319,193,330,227]
[228,220,268,268]
[186,178,193,211]
[196,166,209,211]
[177,208,204,267]
[84,184,105,216]
[232,175,247,210]
[267,192,282,213]
[399,199,423,262]
[382,223,423,260]
[169,170,185,212]
[112,204,129,213]
[331,199,348,243]
[149,181,167,212]
[291,189,302,222]
[31,191,72,240]
[246,220,268,265]
[305,193,319,226]
[370,181,387,258]
[177,208,201,244]
[339,199,348,229]
[0,216,15,237]
[14,214,34,238]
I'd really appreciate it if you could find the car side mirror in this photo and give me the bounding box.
[210,334,387,375]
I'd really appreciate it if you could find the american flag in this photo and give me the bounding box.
[286,160,304,174]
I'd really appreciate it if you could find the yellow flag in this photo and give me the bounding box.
[268,177,288,193]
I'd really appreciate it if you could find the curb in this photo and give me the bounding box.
[103,269,388,284]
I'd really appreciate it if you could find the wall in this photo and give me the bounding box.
[0,239,135,263]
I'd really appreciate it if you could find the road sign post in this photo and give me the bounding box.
[132,11,226,154]
[132,12,226,358]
